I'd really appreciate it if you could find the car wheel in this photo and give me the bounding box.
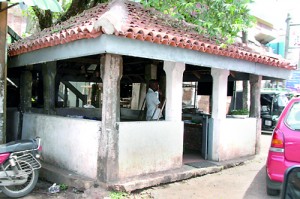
[266,173,280,196]
[266,186,280,196]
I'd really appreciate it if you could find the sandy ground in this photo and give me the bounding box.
[1,134,276,199]
[130,133,278,199]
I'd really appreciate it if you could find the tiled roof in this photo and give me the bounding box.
[8,1,297,70]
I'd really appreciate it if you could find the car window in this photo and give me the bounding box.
[286,102,300,130]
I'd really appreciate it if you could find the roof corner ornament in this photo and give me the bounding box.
[93,0,128,35]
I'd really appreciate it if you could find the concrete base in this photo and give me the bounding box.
[40,156,254,193]
[108,155,254,193]
[40,162,96,190]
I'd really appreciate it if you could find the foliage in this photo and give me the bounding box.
[28,0,255,45]
[109,191,128,199]
[139,0,256,44]
[31,0,109,30]
[229,109,249,115]
[59,183,69,191]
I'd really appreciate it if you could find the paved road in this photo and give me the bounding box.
[135,133,280,199]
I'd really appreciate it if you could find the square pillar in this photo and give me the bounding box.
[250,74,262,154]
[131,83,141,110]
[211,68,230,119]
[138,63,158,110]
[145,63,157,81]
[0,2,7,144]
[249,75,262,118]
[42,62,57,114]
[98,54,122,183]
[163,61,185,121]
[208,68,229,161]
[20,69,32,112]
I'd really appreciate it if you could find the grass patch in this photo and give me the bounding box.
[109,191,128,199]
[59,183,68,191]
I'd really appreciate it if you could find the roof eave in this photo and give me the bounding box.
[8,34,293,80]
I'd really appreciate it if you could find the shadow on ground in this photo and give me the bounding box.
[243,166,280,199]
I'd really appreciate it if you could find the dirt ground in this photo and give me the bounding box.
[1,134,274,199]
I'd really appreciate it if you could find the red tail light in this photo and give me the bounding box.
[271,129,284,148]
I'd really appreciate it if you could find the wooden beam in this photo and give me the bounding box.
[61,81,87,105]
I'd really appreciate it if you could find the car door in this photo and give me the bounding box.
[283,101,300,163]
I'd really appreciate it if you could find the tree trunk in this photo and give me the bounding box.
[33,0,109,30]
[59,0,108,22]
[33,8,53,30]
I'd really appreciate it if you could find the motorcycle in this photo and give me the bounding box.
[0,137,42,198]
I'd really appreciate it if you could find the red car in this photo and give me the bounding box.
[266,97,300,196]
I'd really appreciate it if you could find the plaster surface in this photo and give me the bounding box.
[9,35,292,79]
[118,121,184,179]
[218,118,257,161]
[22,113,100,179]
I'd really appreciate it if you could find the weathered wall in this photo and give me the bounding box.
[6,108,19,141]
[217,118,257,161]
[118,121,183,179]
[22,113,100,179]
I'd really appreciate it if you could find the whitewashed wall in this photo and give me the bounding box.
[22,113,100,179]
[218,118,257,161]
[118,121,184,179]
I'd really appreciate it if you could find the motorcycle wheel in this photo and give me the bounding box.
[1,161,39,198]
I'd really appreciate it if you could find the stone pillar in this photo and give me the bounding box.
[211,69,229,119]
[138,84,147,110]
[20,69,32,112]
[42,62,56,114]
[209,68,229,161]
[98,54,122,183]
[249,74,262,154]
[163,61,185,121]
[145,63,157,81]
[0,2,7,144]
[242,80,249,110]
[139,63,158,109]
[131,83,141,110]
[135,63,158,111]
[64,86,68,107]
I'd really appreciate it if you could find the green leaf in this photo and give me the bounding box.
[137,0,254,45]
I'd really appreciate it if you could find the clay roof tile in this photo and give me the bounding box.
[8,1,296,70]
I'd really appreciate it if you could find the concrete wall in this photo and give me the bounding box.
[118,121,183,179]
[218,118,257,161]
[22,113,100,179]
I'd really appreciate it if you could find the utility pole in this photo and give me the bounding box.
[282,13,292,89]
[284,13,300,93]
[284,13,291,59]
